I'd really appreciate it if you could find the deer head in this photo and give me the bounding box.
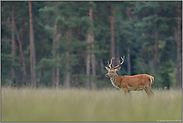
[105,56,125,77]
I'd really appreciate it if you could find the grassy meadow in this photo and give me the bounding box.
[1,87,182,122]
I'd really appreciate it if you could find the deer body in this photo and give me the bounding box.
[105,57,154,95]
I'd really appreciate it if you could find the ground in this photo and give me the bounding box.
[1,88,182,122]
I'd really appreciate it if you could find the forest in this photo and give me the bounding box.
[1,1,182,89]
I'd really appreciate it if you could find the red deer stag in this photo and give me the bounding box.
[105,57,154,95]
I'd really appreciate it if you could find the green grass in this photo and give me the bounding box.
[1,88,182,122]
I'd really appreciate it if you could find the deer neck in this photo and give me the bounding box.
[110,73,121,88]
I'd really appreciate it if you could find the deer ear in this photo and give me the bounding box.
[115,67,121,71]
[105,66,110,71]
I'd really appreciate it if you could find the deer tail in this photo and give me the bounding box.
[150,76,154,84]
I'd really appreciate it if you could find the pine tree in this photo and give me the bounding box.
[28,1,37,88]
[11,5,15,84]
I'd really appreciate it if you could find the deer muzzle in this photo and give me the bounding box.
[105,73,109,77]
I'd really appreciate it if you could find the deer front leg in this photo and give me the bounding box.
[124,88,130,95]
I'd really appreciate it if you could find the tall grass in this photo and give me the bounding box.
[1,88,182,122]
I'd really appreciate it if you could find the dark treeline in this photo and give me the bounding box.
[1,1,182,89]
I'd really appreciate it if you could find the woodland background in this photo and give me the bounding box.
[1,1,182,89]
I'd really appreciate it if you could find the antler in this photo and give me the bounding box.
[107,57,115,69]
[113,56,125,69]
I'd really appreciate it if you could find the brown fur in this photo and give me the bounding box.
[105,67,154,95]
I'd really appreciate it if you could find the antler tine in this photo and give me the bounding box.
[113,56,125,69]
[120,56,125,64]
[107,60,110,68]
[107,57,115,69]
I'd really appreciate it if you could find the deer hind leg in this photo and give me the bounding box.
[144,81,154,96]
[150,89,154,95]
[144,87,154,96]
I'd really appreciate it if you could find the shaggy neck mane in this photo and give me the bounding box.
[110,73,121,88]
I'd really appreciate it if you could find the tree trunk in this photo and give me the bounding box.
[155,29,158,71]
[86,6,96,89]
[127,47,131,75]
[18,53,22,86]
[116,47,121,75]
[52,65,56,87]
[77,27,81,41]
[175,27,181,88]
[110,4,115,59]
[100,59,104,72]
[89,6,96,89]
[11,5,15,84]
[19,20,26,86]
[28,1,37,88]
[91,53,96,89]
[52,20,57,88]
[65,52,70,88]
[21,20,26,45]
[64,28,72,88]
[15,25,28,86]
[155,14,159,71]
[13,14,28,87]
[86,49,90,89]
[40,69,43,87]
[56,67,59,88]
[175,2,181,88]
[127,7,133,75]
[56,24,59,88]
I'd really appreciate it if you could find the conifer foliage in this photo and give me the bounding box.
[1,1,182,89]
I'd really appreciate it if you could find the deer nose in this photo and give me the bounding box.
[105,73,109,77]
